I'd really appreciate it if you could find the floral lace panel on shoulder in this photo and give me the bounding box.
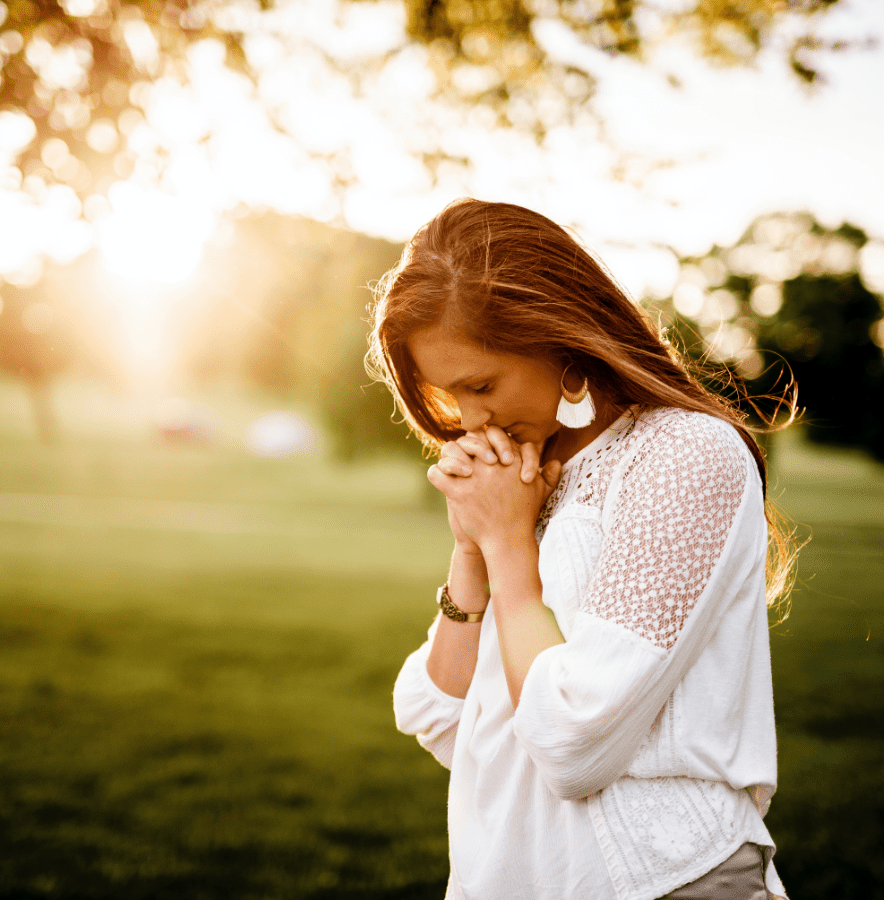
[582,417,749,651]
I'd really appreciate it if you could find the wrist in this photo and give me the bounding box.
[479,527,537,565]
[448,543,490,615]
[481,538,541,600]
[454,539,484,559]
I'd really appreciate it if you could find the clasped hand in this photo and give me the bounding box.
[427,426,562,554]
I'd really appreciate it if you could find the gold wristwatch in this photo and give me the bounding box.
[436,583,485,624]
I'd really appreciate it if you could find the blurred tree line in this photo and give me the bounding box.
[0,211,418,455]
[3,208,884,463]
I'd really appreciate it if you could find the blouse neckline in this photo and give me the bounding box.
[558,407,639,474]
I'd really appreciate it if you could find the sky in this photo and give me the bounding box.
[333,0,884,300]
[534,0,884,296]
[0,0,882,302]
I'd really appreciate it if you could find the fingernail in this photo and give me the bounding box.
[462,466,472,475]
[485,452,496,463]
[502,452,513,463]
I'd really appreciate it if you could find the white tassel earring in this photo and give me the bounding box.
[556,365,596,428]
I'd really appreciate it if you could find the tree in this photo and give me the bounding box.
[756,271,884,457]
[0,278,72,439]
[184,213,419,459]
[664,214,884,460]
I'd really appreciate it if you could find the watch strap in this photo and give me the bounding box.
[436,583,485,623]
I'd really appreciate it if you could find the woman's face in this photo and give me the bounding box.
[408,325,564,445]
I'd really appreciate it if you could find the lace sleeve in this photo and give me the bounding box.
[584,414,749,650]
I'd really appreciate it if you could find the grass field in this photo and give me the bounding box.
[0,378,882,899]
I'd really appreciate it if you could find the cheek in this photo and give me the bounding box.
[535,382,563,420]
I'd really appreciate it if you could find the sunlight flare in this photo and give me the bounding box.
[96,182,216,285]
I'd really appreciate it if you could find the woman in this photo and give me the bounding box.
[368,199,792,900]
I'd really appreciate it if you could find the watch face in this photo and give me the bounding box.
[436,583,482,623]
[437,584,459,620]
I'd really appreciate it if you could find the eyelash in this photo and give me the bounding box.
[471,383,492,395]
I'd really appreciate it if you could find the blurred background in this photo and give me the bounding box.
[1,0,883,897]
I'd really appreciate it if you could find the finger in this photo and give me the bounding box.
[518,442,542,483]
[428,464,465,498]
[437,456,473,477]
[456,432,499,465]
[484,426,516,465]
[440,441,474,466]
[427,464,450,493]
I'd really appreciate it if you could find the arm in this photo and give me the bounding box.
[392,435,513,761]
[425,542,489,698]
[428,438,565,709]
[393,431,529,763]
[427,430,560,703]
[482,533,566,709]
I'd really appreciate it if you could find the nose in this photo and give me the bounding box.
[458,398,491,433]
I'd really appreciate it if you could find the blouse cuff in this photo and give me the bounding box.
[393,643,464,737]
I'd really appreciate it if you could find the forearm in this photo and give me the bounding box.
[483,534,565,709]
[425,543,490,699]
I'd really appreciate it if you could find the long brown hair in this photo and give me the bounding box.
[367,198,797,613]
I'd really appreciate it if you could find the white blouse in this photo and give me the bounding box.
[393,407,788,900]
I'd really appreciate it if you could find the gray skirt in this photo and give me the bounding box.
[659,843,773,900]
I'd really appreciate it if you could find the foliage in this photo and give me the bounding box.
[0,0,857,212]
[189,213,418,460]
[0,0,872,454]
[321,340,426,463]
[0,0,251,202]
[0,209,425,459]
[400,0,852,137]
[402,0,843,67]
[664,214,884,460]
[757,272,884,457]
[0,213,406,429]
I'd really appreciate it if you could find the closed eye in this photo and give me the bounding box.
[471,383,493,395]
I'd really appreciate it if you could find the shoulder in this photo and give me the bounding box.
[619,407,754,492]
[633,406,745,445]
[630,407,750,460]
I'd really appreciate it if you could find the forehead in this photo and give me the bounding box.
[408,326,503,389]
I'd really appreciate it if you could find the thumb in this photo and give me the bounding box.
[540,459,563,495]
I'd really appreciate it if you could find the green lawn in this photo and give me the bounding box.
[0,380,882,898]
[762,438,884,898]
